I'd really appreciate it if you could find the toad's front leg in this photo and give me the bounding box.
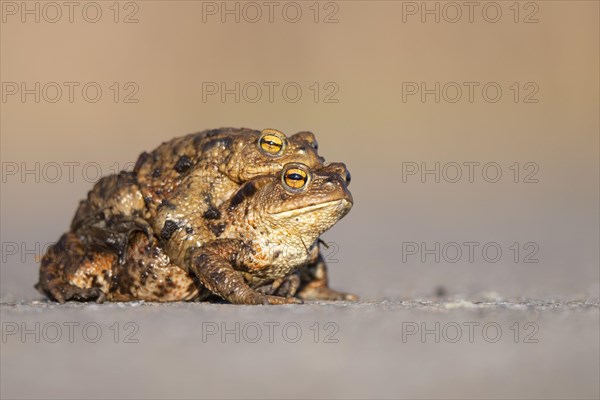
[186,240,302,305]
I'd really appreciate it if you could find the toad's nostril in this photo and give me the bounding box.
[319,156,325,163]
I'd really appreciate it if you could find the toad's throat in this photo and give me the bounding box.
[270,199,350,218]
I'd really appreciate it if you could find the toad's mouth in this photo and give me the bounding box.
[270,199,351,218]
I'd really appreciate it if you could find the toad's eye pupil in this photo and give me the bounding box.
[259,134,284,155]
[284,168,308,189]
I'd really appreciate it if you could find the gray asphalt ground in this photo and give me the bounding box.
[1,296,598,399]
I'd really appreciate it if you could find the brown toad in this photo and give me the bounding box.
[36,128,356,304]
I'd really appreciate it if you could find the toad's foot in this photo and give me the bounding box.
[36,282,106,304]
[298,286,358,301]
[255,273,301,298]
[253,294,303,305]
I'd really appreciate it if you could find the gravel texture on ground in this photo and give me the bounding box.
[1,296,598,399]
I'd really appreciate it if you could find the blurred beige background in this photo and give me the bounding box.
[1,2,599,400]
[2,1,598,301]
[0,1,597,287]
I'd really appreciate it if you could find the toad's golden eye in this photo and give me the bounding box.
[259,129,286,156]
[260,135,283,153]
[284,168,309,190]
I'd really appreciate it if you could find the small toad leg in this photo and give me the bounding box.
[255,272,302,298]
[187,240,302,305]
[297,252,358,301]
[274,272,301,298]
[73,213,153,264]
